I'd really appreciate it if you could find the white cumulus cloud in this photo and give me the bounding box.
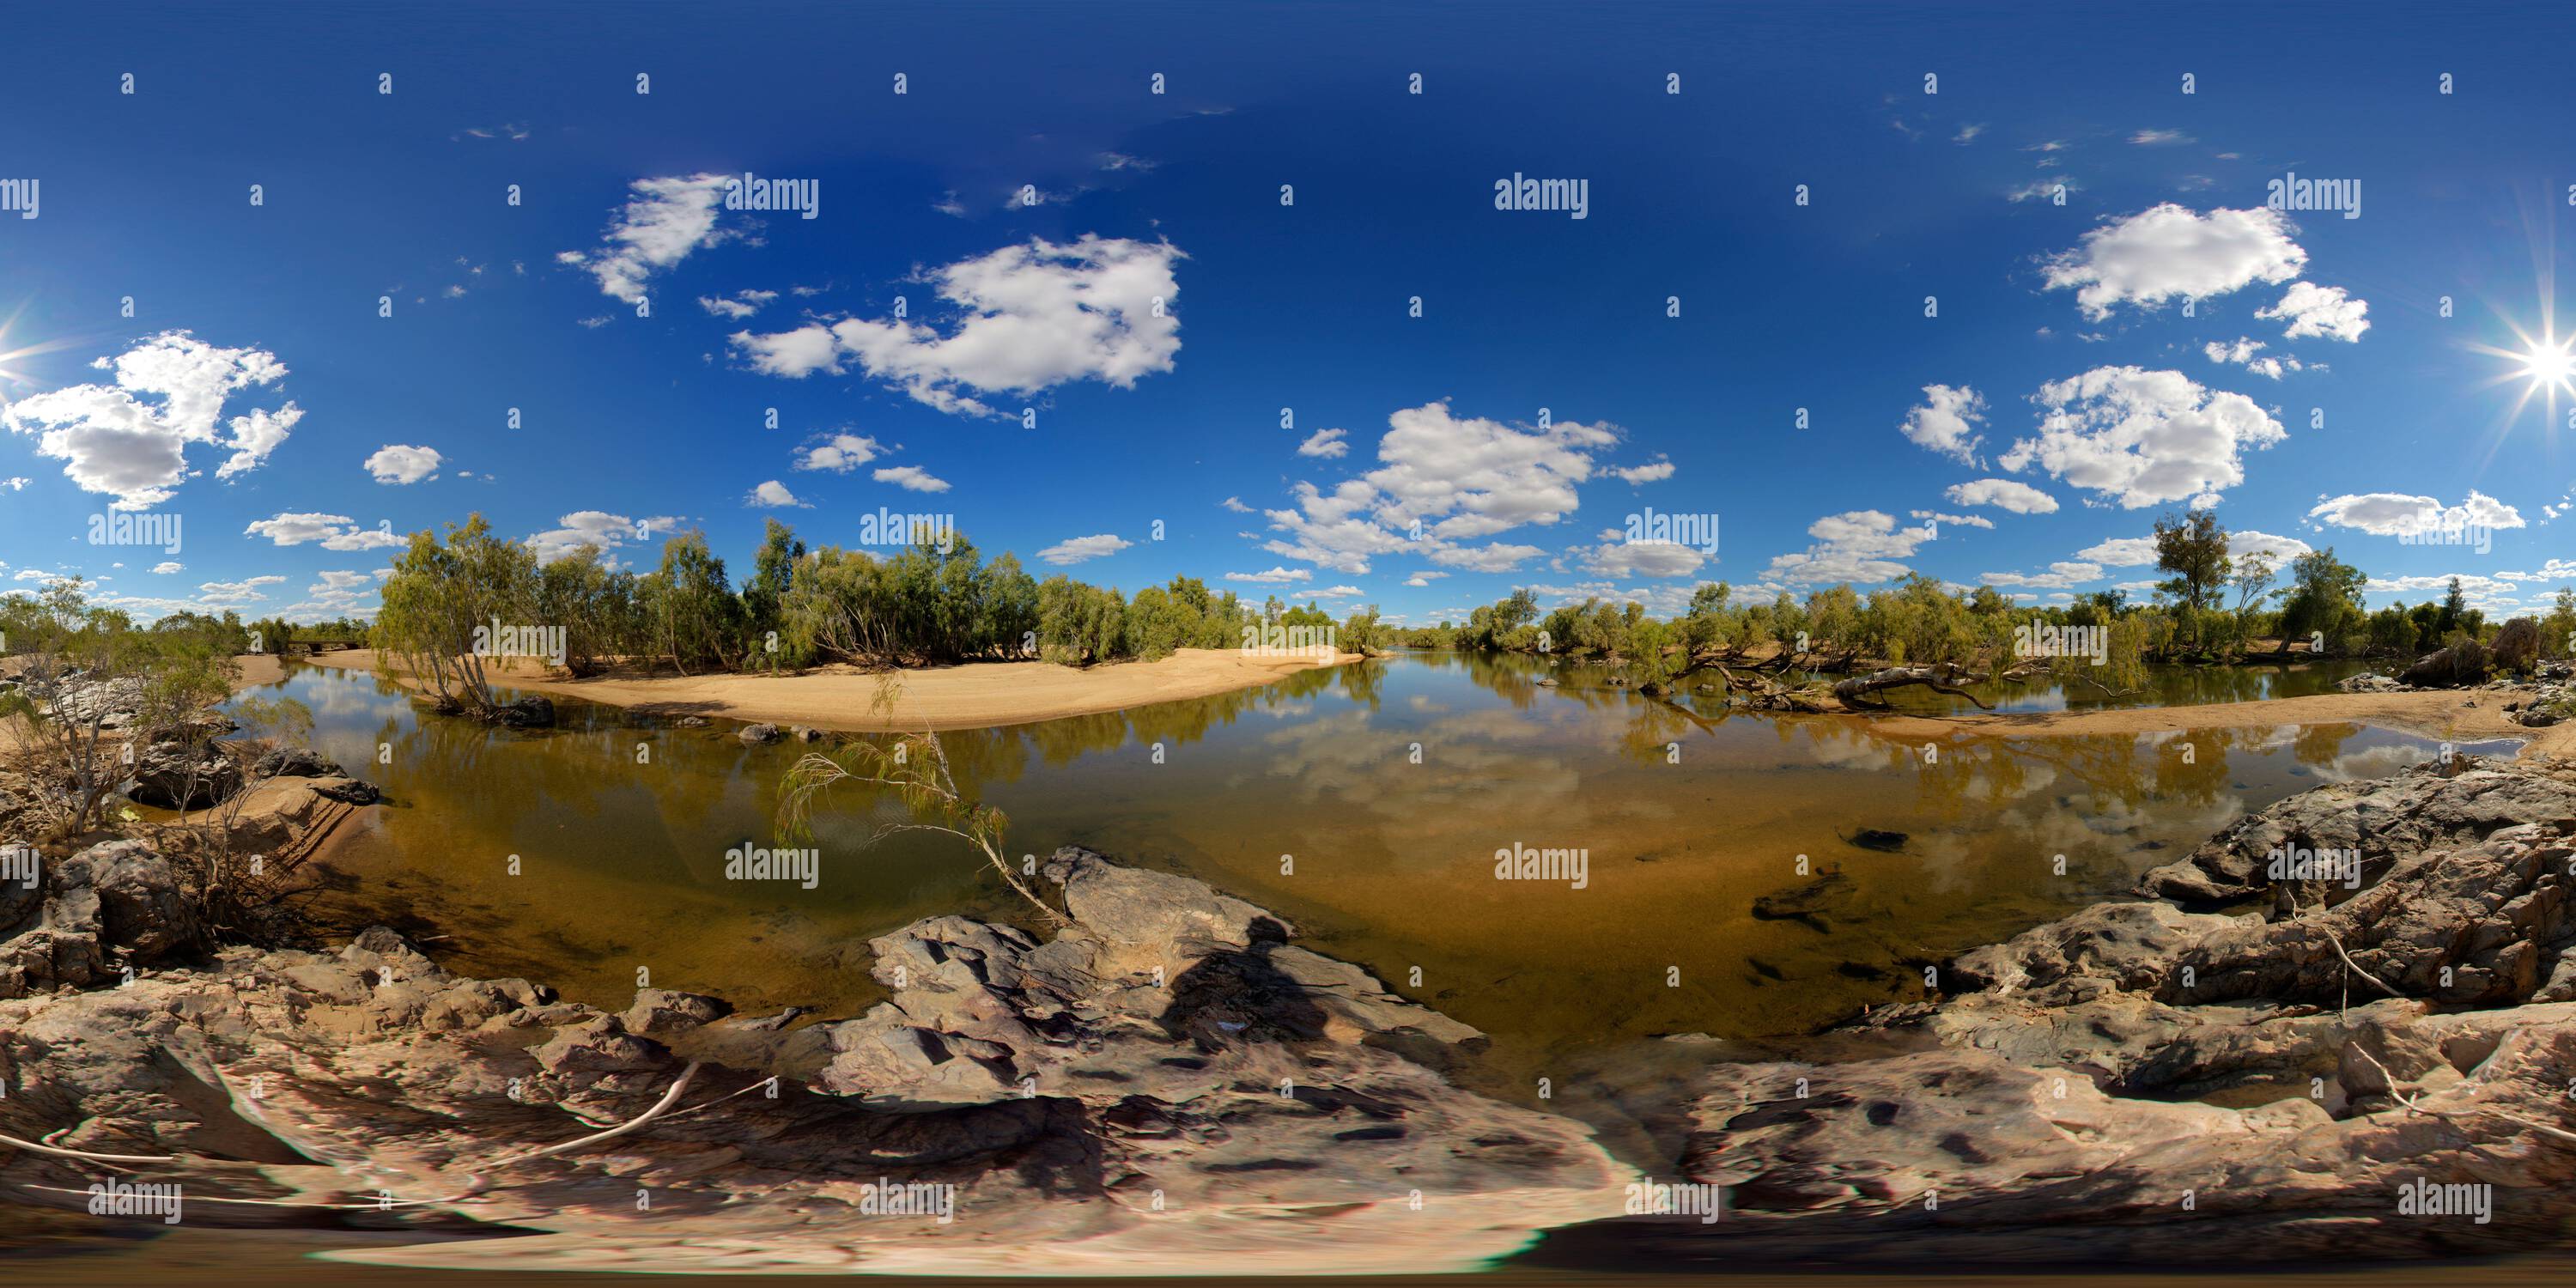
[2041,204,2307,320]
[1036,534,1131,565]
[1899,384,1987,465]
[365,444,443,484]
[526,511,681,565]
[2002,367,2286,508]
[2308,490,2523,537]
[4,331,299,508]
[1297,427,1349,459]
[244,513,402,550]
[731,235,1184,417]
[1945,477,2059,514]
[1227,567,1312,584]
[2258,281,2370,343]
[874,465,951,493]
[562,173,735,304]
[1763,511,1936,586]
[793,434,881,473]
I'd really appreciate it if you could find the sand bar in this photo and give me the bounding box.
[294,647,1361,732]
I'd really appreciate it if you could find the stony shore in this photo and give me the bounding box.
[7,753,2576,1269]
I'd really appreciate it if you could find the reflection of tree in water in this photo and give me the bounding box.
[1454,650,1543,708]
[1893,659,2372,715]
[879,663,1358,799]
[2293,721,2359,769]
[1812,720,2361,826]
[1334,658,1385,709]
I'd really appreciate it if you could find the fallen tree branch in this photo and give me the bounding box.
[0,1130,178,1164]
[486,1060,702,1168]
[1832,664,1994,712]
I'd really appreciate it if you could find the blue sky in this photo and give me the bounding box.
[3,1,2573,627]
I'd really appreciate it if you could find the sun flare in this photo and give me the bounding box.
[2518,335,2576,387]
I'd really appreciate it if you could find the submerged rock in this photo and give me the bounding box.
[1750,870,1853,932]
[495,695,556,727]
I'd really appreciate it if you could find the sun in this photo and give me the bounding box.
[2466,312,2576,434]
[2519,334,2576,389]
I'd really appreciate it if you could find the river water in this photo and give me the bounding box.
[238,651,2501,1114]
[10,653,2532,1283]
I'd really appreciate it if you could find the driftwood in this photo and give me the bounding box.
[1722,666,1835,714]
[1832,663,1993,712]
[1996,657,2138,701]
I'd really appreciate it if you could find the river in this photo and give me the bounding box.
[239,651,2500,1119]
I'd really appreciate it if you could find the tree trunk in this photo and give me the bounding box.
[1832,663,1994,711]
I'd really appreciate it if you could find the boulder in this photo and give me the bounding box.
[254,746,343,778]
[313,777,383,805]
[623,987,733,1036]
[125,741,243,809]
[738,722,782,744]
[2400,639,2488,688]
[2492,617,2543,674]
[0,838,199,998]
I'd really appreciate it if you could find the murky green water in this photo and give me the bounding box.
[238,652,2502,1113]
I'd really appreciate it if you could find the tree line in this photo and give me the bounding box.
[1404,511,2576,683]
[366,514,1388,717]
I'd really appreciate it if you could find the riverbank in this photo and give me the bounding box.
[1861,687,2573,759]
[290,647,1362,732]
[14,758,2576,1270]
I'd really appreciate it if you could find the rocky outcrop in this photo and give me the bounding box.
[2337,671,2406,694]
[2491,617,2543,674]
[0,839,202,999]
[252,747,342,779]
[125,742,244,810]
[1668,759,2576,1261]
[2138,757,2576,903]
[0,846,1627,1275]
[2401,639,2489,688]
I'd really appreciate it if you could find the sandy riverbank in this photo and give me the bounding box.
[292,647,1362,732]
[231,653,289,690]
[1863,687,2573,759]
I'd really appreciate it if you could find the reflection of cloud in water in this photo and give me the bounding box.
[2322,743,2438,783]
[1795,723,1914,772]
[1253,708,1590,841]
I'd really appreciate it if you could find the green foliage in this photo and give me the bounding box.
[2277,547,2368,653]
[534,546,645,676]
[2543,588,2576,660]
[376,514,535,712]
[1036,575,1127,664]
[641,531,742,675]
[2154,509,2233,647]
